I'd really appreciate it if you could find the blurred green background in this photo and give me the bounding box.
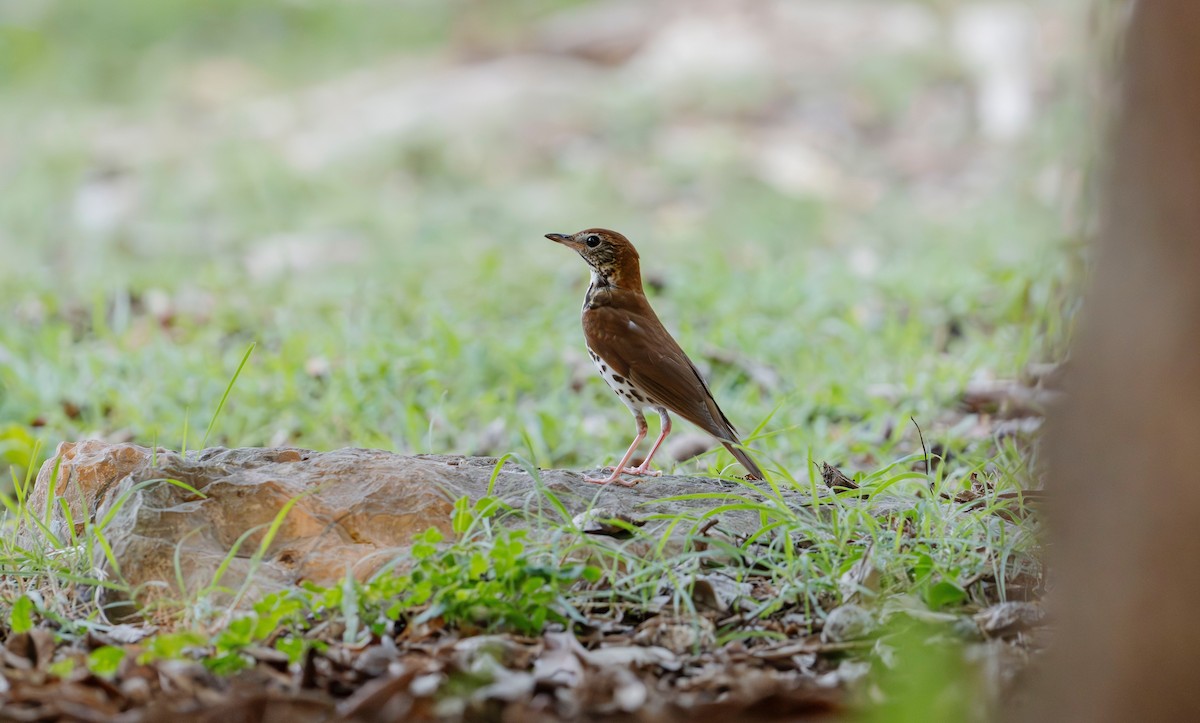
[0,0,1088,483]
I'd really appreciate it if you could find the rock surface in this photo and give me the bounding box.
[28,440,811,612]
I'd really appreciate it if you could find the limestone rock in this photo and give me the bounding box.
[27,441,816,613]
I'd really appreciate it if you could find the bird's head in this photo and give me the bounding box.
[546,228,642,290]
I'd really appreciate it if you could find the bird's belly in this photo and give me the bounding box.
[586,347,657,413]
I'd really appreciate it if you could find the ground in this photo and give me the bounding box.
[0,0,1093,719]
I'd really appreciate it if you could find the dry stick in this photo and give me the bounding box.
[910,415,932,488]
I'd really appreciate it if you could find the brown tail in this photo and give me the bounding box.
[721,440,764,480]
[675,357,766,479]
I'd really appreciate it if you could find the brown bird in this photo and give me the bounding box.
[548,228,764,485]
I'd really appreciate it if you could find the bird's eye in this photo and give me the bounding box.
[585,235,601,248]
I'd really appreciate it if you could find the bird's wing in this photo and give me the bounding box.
[583,304,738,441]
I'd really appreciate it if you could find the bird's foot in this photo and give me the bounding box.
[628,465,662,477]
[600,465,660,477]
[584,472,640,487]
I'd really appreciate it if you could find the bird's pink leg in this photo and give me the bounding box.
[586,414,647,486]
[630,411,671,476]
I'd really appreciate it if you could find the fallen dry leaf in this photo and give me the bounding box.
[822,462,858,491]
[581,644,680,671]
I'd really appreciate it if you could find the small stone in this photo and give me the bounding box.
[822,604,876,643]
[634,615,715,654]
[667,433,714,463]
[974,601,1045,636]
[120,676,152,705]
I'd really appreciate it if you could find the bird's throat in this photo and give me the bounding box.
[583,259,648,312]
[583,271,611,311]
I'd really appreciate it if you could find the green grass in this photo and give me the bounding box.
[0,185,1074,478]
[0,451,1039,674]
[0,0,1090,715]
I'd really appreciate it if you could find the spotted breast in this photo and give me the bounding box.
[587,346,660,413]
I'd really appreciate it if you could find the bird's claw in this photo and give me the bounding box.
[600,465,660,477]
[584,473,640,487]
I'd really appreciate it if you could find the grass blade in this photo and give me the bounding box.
[201,342,256,450]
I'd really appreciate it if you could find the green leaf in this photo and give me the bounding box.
[473,495,501,517]
[452,496,472,535]
[522,576,547,594]
[409,579,434,606]
[87,646,126,678]
[340,573,360,644]
[140,631,207,663]
[385,600,404,620]
[216,616,255,651]
[205,651,250,675]
[468,552,488,579]
[252,613,279,641]
[911,552,934,582]
[49,658,76,678]
[412,527,444,559]
[10,594,34,633]
[275,635,306,665]
[923,580,967,610]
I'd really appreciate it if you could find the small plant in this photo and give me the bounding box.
[121,495,600,673]
[8,593,35,633]
[87,645,126,678]
[391,526,600,635]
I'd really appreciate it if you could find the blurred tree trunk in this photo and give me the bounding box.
[1033,2,1200,721]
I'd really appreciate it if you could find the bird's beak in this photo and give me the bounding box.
[545,232,581,249]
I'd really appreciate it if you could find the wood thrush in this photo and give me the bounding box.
[548,228,765,485]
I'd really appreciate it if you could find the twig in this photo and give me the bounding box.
[753,639,876,659]
[911,416,931,487]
